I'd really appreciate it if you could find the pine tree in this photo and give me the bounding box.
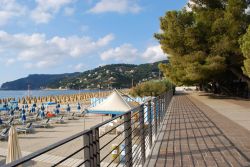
[156,0,250,88]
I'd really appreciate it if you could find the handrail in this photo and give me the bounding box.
[3,90,173,167]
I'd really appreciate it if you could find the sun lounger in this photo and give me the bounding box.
[4,117,14,126]
[67,113,78,120]
[75,111,86,117]
[33,118,51,128]
[17,122,34,134]
[28,112,41,122]
[53,116,65,124]
[0,127,10,140]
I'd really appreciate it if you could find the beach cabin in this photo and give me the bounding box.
[86,90,138,117]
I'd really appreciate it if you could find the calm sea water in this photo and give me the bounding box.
[0,89,100,99]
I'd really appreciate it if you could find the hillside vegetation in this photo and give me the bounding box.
[1,61,167,90]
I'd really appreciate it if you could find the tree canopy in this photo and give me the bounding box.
[240,26,250,77]
[129,80,172,97]
[156,0,250,87]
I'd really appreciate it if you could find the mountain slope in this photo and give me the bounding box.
[1,73,80,90]
[1,61,168,90]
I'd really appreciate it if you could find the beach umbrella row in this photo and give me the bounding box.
[0,91,113,105]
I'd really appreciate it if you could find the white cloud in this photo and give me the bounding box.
[96,34,115,46]
[80,25,89,32]
[6,58,15,66]
[74,63,85,71]
[100,44,167,63]
[0,0,27,26]
[100,44,138,63]
[88,0,141,14]
[31,0,75,24]
[24,59,57,69]
[64,7,75,16]
[141,45,167,63]
[0,31,114,68]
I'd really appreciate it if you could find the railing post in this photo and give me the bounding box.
[124,112,132,167]
[92,128,100,167]
[163,93,166,115]
[158,96,161,128]
[153,98,157,136]
[83,132,90,167]
[139,105,146,165]
[147,100,152,148]
[160,95,164,122]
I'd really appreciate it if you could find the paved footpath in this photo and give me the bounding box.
[190,92,250,131]
[145,93,250,167]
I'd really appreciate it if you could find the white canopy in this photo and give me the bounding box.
[87,90,136,115]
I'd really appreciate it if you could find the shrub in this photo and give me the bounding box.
[130,79,172,97]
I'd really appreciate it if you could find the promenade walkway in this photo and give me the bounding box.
[146,93,250,167]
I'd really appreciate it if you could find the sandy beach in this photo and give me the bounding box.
[0,89,137,166]
[0,113,127,166]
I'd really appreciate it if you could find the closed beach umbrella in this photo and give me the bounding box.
[55,108,60,115]
[31,106,35,113]
[40,110,45,119]
[6,126,22,165]
[21,107,25,115]
[41,103,45,111]
[10,110,14,117]
[21,113,26,124]
[15,105,19,111]
[25,103,28,109]
[66,104,71,113]
[77,103,81,112]
[3,102,7,108]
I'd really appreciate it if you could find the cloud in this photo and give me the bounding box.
[100,44,167,63]
[24,59,57,69]
[74,63,85,71]
[0,0,27,26]
[31,0,75,24]
[80,25,89,32]
[0,31,114,68]
[6,58,15,66]
[141,45,167,63]
[100,44,138,63]
[64,7,75,16]
[88,0,141,14]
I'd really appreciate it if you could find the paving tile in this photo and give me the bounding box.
[146,94,250,167]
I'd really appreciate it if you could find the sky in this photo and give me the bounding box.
[0,0,187,85]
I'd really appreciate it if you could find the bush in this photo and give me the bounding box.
[130,79,172,97]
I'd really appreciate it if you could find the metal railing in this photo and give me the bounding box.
[3,90,173,167]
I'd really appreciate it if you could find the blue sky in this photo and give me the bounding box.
[0,0,187,85]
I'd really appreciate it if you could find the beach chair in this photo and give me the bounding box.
[75,110,85,117]
[28,112,40,122]
[53,116,65,124]
[33,118,51,128]
[4,117,14,126]
[0,127,10,140]
[16,122,34,134]
[67,113,78,120]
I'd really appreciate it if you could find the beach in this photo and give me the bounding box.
[0,90,131,166]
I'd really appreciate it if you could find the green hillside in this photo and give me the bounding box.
[1,61,167,90]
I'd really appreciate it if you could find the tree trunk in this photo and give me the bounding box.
[230,67,250,98]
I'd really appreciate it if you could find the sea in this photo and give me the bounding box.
[0,89,101,99]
